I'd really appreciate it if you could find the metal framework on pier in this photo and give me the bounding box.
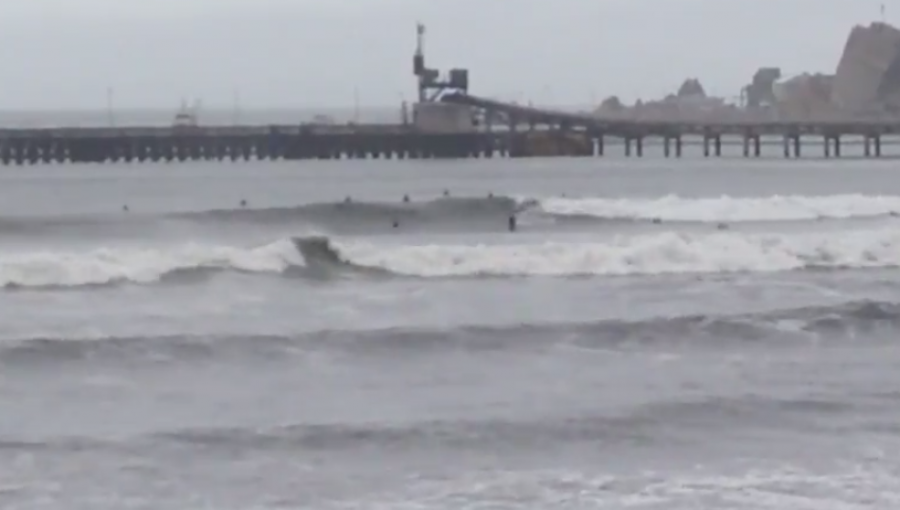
[412,23,469,102]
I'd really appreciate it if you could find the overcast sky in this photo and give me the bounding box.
[0,0,891,110]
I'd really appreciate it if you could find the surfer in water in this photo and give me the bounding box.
[403,194,410,203]
[508,215,517,232]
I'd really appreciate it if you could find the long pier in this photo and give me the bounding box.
[6,20,900,166]
[1,93,900,165]
[0,124,498,165]
[441,92,900,159]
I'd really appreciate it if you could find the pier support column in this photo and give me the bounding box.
[864,136,872,158]
[625,138,632,157]
[834,136,841,158]
[597,136,604,156]
[743,136,750,157]
[703,136,710,157]
[875,136,882,157]
[823,136,831,158]
[783,136,791,158]
[675,137,682,158]
[753,135,761,157]
[636,137,644,157]
[664,137,671,158]
[793,135,801,158]
[714,136,722,157]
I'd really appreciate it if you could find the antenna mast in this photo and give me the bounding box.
[416,22,425,56]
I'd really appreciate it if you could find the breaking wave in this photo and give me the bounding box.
[324,227,900,277]
[7,226,900,289]
[0,238,306,289]
[533,193,900,222]
[1,300,897,364]
[4,194,900,237]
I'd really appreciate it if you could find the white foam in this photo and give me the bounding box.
[0,238,303,288]
[333,228,900,277]
[329,466,900,509]
[535,194,900,222]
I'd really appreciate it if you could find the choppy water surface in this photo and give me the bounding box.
[2,156,900,509]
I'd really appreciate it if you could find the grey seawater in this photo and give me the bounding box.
[2,150,900,509]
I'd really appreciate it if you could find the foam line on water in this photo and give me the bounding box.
[532,194,900,222]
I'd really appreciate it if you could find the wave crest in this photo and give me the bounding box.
[7,193,899,237]
[535,193,900,222]
[0,238,304,289]
[6,226,900,289]
[2,300,897,365]
[327,228,900,277]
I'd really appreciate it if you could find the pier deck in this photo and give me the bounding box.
[1,94,900,165]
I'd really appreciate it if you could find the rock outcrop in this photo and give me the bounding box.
[677,79,706,98]
[831,22,900,112]
[772,73,835,120]
[594,96,625,116]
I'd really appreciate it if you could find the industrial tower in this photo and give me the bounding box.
[412,23,469,102]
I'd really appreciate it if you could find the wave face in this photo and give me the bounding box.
[179,195,523,230]
[0,196,522,237]
[1,300,896,365]
[8,225,900,289]
[533,193,900,222]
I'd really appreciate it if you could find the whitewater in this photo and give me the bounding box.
[533,192,900,222]
[4,223,900,288]
[3,157,900,510]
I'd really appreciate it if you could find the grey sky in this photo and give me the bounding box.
[0,0,890,110]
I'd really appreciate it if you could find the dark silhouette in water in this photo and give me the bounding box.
[344,196,352,203]
[392,219,399,228]
[122,205,129,212]
[402,194,410,203]
[240,199,247,207]
[488,192,494,199]
[443,189,450,197]
[508,215,517,232]
[717,222,729,230]
[652,218,662,224]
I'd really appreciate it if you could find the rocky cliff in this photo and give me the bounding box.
[831,22,900,112]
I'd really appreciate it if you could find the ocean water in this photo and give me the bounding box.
[2,152,900,509]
